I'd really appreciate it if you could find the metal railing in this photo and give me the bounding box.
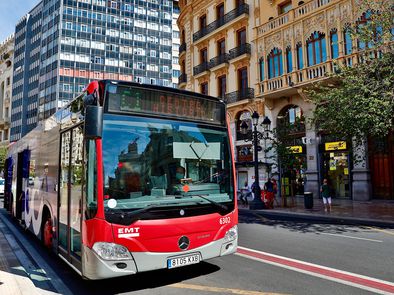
[229,43,251,60]
[179,43,186,54]
[193,3,249,42]
[178,73,187,84]
[193,62,209,76]
[224,88,254,104]
[208,53,229,69]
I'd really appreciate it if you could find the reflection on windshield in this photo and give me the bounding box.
[102,115,233,210]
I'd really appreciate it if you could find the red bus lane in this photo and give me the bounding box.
[237,247,394,295]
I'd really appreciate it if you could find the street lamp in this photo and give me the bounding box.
[240,111,271,209]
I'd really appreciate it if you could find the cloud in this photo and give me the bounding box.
[0,0,39,41]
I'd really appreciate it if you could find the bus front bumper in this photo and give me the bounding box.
[82,236,237,280]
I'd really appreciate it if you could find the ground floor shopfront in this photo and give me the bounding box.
[228,96,393,201]
[262,95,394,201]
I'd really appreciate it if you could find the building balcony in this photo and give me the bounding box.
[178,73,187,87]
[193,3,249,43]
[208,53,229,70]
[0,116,10,128]
[229,43,251,61]
[257,0,334,37]
[179,43,186,55]
[224,88,254,104]
[257,59,346,98]
[193,62,210,76]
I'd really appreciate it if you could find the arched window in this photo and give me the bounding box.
[286,46,292,73]
[277,105,305,134]
[356,11,383,50]
[296,42,303,70]
[267,48,283,79]
[357,12,371,50]
[306,32,327,66]
[343,27,353,55]
[330,29,339,59]
[259,57,264,81]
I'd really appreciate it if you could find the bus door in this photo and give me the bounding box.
[58,126,83,270]
[4,157,13,212]
[15,150,30,221]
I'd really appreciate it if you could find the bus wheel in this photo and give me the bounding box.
[43,216,53,249]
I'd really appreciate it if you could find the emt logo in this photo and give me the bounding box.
[118,227,140,238]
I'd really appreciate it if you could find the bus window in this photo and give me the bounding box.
[85,140,97,219]
[101,114,233,213]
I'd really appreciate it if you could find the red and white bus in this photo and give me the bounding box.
[4,80,238,279]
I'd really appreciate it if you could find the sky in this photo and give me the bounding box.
[0,0,39,41]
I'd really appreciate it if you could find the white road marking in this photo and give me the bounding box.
[237,246,394,295]
[318,232,383,242]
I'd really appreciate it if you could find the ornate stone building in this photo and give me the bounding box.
[178,0,393,200]
[178,0,270,191]
[254,0,393,200]
[0,35,14,147]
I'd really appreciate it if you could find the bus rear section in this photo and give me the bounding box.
[80,81,238,279]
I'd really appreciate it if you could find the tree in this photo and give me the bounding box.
[306,0,394,144]
[0,146,7,175]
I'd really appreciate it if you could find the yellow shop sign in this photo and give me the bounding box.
[325,141,347,151]
[288,146,303,153]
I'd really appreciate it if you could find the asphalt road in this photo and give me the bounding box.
[1,201,394,295]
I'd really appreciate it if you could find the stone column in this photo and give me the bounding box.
[304,126,320,199]
[351,138,372,201]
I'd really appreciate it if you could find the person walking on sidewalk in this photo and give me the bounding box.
[240,181,250,206]
[321,178,331,212]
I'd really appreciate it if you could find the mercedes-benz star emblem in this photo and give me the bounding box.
[178,236,190,251]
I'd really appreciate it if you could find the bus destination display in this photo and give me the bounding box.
[107,85,225,124]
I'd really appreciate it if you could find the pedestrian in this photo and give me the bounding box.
[240,181,250,206]
[263,178,275,209]
[321,178,331,212]
[251,181,259,198]
[263,177,274,193]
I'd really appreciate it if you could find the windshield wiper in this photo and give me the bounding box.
[105,201,192,222]
[190,195,228,212]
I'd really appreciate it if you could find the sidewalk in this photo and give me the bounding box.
[0,216,44,295]
[241,196,394,228]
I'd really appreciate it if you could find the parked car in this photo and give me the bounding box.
[0,178,4,197]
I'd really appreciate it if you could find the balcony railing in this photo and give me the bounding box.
[193,3,249,42]
[229,43,251,60]
[257,0,333,36]
[193,62,209,76]
[179,43,186,54]
[224,88,254,104]
[178,73,187,85]
[294,0,332,18]
[208,53,229,69]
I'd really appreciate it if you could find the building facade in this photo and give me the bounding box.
[0,35,14,147]
[172,1,181,87]
[254,0,393,200]
[178,0,273,191]
[11,0,179,141]
[179,0,393,200]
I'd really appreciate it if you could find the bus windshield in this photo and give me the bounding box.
[102,114,234,215]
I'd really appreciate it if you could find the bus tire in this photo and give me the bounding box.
[42,210,53,249]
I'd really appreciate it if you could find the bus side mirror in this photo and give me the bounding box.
[85,105,103,139]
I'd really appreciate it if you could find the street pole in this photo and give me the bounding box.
[240,111,270,210]
[250,124,264,210]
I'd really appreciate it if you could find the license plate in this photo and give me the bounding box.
[167,253,201,269]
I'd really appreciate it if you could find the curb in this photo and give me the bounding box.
[239,208,394,228]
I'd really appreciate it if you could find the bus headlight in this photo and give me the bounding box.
[92,242,132,260]
[224,225,238,243]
